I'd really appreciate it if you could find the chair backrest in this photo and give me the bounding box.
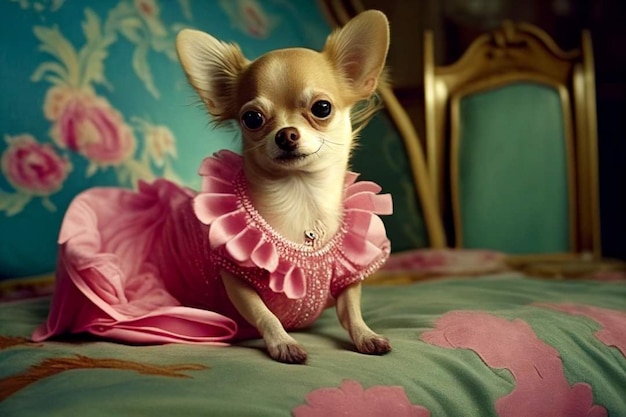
[424,21,601,258]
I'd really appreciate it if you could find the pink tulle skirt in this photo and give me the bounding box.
[32,179,244,345]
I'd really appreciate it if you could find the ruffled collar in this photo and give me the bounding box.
[193,150,392,299]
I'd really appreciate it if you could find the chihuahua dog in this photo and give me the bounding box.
[175,10,391,364]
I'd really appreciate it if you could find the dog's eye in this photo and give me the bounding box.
[311,100,332,119]
[241,111,265,131]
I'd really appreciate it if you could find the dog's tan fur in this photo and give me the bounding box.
[176,10,390,364]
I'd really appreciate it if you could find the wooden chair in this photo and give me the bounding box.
[424,21,601,260]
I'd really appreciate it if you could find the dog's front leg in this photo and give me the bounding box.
[336,282,391,355]
[221,271,307,364]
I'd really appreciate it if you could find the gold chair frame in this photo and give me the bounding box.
[322,0,446,249]
[424,21,601,258]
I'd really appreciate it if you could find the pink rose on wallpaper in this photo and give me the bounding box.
[45,87,136,166]
[1,134,71,196]
[292,379,430,417]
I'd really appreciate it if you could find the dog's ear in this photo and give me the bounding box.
[176,29,249,121]
[323,10,389,100]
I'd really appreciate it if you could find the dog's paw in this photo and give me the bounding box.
[268,342,308,364]
[354,333,392,356]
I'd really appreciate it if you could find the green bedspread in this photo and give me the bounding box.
[1,274,625,416]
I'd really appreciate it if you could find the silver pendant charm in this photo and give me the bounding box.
[304,229,317,245]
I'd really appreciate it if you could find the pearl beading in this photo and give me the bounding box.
[204,172,389,330]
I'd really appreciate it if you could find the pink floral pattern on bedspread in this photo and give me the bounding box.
[292,379,430,417]
[421,311,607,417]
[382,249,508,276]
[537,304,626,356]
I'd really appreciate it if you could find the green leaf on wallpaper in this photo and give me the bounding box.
[171,23,191,34]
[118,17,144,44]
[79,45,112,90]
[32,26,80,87]
[78,9,115,90]
[178,0,193,21]
[81,52,112,90]
[123,159,155,188]
[151,35,175,58]
[82,8,102,46]
[117,164,131,185]
[162,164,182,186]
[31,62,69,86]
[132,42,159,99]
[85,162,98,178]
[41,197,57,213]
[0,191,31,217]
[50,0,65,12]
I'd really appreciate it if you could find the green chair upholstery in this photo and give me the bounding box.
[456,82,572,254]
[352,113,430,251]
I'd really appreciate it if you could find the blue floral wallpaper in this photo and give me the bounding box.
[0,0,428,279]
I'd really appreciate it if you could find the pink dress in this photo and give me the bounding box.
[32,150,392,345]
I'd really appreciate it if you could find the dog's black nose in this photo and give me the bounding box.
[275,127,300,151]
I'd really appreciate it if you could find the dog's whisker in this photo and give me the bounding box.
[242,142,265,155]
[320,134,343,147]
[323,139,343,146]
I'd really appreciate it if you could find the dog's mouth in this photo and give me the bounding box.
[274,151,309,163]
[273,141,324,165]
